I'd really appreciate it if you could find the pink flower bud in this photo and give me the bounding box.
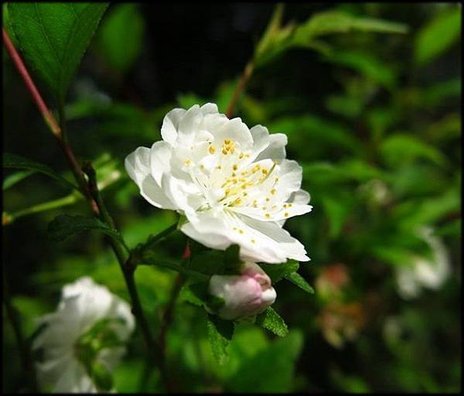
[208,262,277,320]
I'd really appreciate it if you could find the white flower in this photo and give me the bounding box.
[125,103,312,263]
[208,262,277,320]
[33,277,135,393]
[396,227,451,300]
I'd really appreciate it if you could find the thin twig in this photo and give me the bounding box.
[225,60,255,118]
[3,28,171,392]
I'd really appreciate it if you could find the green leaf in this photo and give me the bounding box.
[380,133,447,168]
[187,250,224,276]
[7,3,108,101]
[206,314,235,364]
[139,255,209,281]
[294,11,408,42]
[394,187,461,231]
[223,244,241,274]
[91,361,113,392]
[3,152,77,191]
[226,330,303,392]
[255,9,407,67]
[321,193,354,239]
[2,170,35,191]
[255,307,289,337]
[284,272,314,294]
[180,282,209,307]
[269,115,363,156]
[324,50,397,90]
[415,7,461,66]
[303,160,389,186]
[96,4,145,74]
[47,214,121,242]
[259,260,299,283]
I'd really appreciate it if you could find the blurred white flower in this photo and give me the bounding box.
[358,178,391,206]
[396,227,451,300]
[208,262,276,320]
[33,277,135,393]
[125,103,312,263]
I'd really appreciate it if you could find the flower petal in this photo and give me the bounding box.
[161,108,186,145]
[150,141,172,185]
[181,212,233,249]
[125,146,151,186]
[181,210,309,263]
[240,216,310,263]
[255,133,287,162]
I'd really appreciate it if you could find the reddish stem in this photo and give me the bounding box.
[2,28,61,137]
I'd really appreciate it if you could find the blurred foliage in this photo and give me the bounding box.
[3,2,461,393]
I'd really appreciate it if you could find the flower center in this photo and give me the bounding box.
[211,139,280,210]
[185,138,280,213]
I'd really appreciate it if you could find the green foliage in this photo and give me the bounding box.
[223,244,242,274]
[255,6,407,67]
[256,307,289,337]
[2,170,35,191]
[225,330,303,392]
[91,362,113,392]
[284,272,314,294]
[3,3,461,393]
[96,4,145,74]
[3,152,77,191]
[380,134,447,168]
[7,3,108,101]
[207,314,235,364]
[324,50,397,90]
[47,214,122,243]
[414,7,461,66]
[260,260,299,283]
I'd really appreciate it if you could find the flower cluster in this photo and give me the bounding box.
[33,277,135,393]
[125,103,312,264]
[126,103,312,319]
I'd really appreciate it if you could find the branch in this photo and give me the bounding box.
[2,28,61,137]
[4,27,172,392]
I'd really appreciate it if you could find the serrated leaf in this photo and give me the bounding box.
[3,153,77,191]
[7,3,108,101]
[96,4,145,74]
[255,307,288,337]
[259,260,299,283]
[284,272,314,294]
[206,314,234,364]
[47,214,121,242]
[415,7,461,66]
